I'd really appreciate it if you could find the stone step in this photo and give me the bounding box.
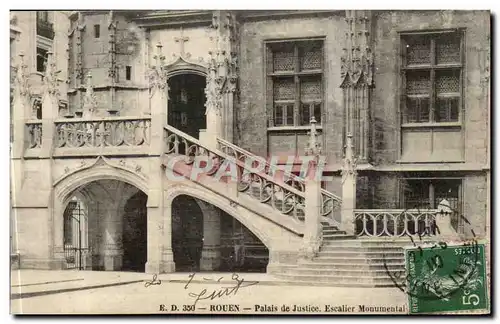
[274,273,404,287]
[312,256,404,264]
[322,230,346,235]
[322,234,357,240]
[316,250,404,258]
[319,246,404,253]
[322,239,435,248]
[288,268,404,277]
[299,261,405,271]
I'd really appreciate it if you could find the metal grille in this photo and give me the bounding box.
[300,77,322,101]
[273,78,295,100]
[300,47,322,70]
[406,36,431,65]
[436,70,460,94]
[273,50,294,72]
[406,71,430,95]
[436,34,461,64]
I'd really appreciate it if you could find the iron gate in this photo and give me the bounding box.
[63,200,89,270]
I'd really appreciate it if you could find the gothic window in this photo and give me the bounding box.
[267,40,324,127]
[401,31,463,124]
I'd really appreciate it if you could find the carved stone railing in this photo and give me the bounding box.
[165,125,306,223]
[217,138,341,225]
[55,117,151,148]
[354,209,441,237]
[26,120,42,149]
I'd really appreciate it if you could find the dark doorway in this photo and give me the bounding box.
[122,191,148,272]
[168,73,207,139]
[172,195,204,272]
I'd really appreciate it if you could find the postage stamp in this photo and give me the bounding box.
[405,241,489,314]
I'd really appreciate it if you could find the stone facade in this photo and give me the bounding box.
[10,10,490,275]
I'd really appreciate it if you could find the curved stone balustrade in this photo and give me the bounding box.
[165,125,306,222]
[26,121,42,149]
[217,138,341,223]
[55,117,151,148]
[354,209,441,237]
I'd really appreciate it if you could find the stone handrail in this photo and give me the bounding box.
[54,116,151,148]
[164,125,306,222]
[354,209,447,237]
[217,137,342,223]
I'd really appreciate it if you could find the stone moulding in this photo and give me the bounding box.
[53,155,148,195]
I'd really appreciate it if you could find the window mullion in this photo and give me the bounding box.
[294,44,300,126]
[429,38,436,122]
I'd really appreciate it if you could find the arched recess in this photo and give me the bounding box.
[163,184,272,250]
[51,163,149,260]
[165,57,208,79]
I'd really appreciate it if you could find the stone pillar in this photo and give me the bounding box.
[161,201,176,273]
[148,42,168,153]
[199,201,221,271]
[302,165,322,259]
[340,10,374,163]
[301,117,323,259]
[341,134,357,235]
[102,202,123,271]
[40,51,59,159]
[203,11,239,147]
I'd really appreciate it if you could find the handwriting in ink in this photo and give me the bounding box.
[144,274,162,287]
[185,273,259,307]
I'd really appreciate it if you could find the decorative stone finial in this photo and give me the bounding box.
[341,132,357,183]
[43,50,61,96]
[147,42,168,100]
[15,51,30,97]
[83,71,97,118]
[305,116,322,158]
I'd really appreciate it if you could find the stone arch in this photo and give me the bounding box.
[51,163,149,262]
[166,57,207,79]
[163,184,272,249]
[54,164,148,204]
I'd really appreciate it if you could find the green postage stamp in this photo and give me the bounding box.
[405,242,489,314]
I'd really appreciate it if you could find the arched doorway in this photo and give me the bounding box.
[170,195,269,273]
[61,179,147,272]
[168,73,206,139]
[172,195,204,272]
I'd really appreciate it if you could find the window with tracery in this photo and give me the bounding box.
[401,31,463,124]
[266,40,324,127]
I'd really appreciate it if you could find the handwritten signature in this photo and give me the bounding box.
[185,273,259,307]
[144,274,162,287]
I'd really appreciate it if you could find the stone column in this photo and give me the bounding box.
[102,202,123,271]
[161,201,176,273]
[301,117,323,259]
[199,201,221,271]
[340,10,374,163]
[341,134,357,235]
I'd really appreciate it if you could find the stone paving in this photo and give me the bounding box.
[11,270,409,315]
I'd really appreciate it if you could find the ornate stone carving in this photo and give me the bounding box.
[82,72,97,118]
[107,10,118,80]
[304,117,322,158]
[205,11,239,116]
[43,51,61,97]
[340,11,374,88]
[14,52,30,97]
[341,133,358,184]
[147,42,168,99]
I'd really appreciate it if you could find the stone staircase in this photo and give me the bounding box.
[274,239,411,287]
